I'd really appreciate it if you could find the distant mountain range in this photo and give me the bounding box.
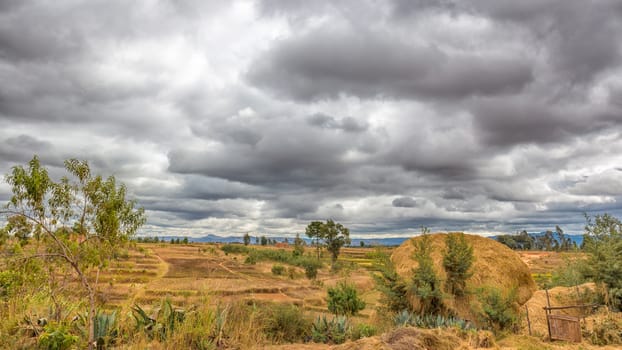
[142,234,409,247]
[144,232,585,247]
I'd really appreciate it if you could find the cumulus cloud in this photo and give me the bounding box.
[1,0,622,237]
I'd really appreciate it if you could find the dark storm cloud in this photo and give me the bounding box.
[306,114,368,133]
[248,26,533,101]
[1,0,622,237]
[392,197,417,208]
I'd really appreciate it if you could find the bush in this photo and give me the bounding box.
[372,252,411,313]
[220,244,249,255]
[262,304,310,343]
[476,287,518,332]
[38,323,78,350]
[271,264,285,276]
[327,281,365,317]
[311,315,349,344]
[303,261,319,279]
[350,323,376,340]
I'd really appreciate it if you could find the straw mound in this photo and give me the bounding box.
[334,327,465,350]
[391,233,536,319]
[522,282,596,337]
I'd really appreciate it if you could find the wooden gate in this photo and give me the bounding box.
[547,314,581,342]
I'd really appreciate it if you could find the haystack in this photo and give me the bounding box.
[391,233,536,320]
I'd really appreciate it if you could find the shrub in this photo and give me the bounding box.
[38,323,78,350]
[372,252,411,313]
[327,281,365,317]
[271,264,285,276]
[262,304,310,343]
[350,323,376,340]
[303,261,319,279]
[476,287,518,332]
[311,315,349,344]
[220,244,249,255]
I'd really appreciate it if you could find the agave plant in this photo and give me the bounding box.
[131,298,186,341]
[72,310,118,349]
[311,315,350,344]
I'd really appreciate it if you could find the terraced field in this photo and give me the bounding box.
[95,243,388,321]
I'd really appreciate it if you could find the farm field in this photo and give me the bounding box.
[80,242,618,349]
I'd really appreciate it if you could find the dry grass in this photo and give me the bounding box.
[391,233,537,321]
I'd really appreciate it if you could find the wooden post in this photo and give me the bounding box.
[545,289,552,341]
[525,304,532,336]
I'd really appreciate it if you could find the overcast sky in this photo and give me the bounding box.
[1,0,622,238]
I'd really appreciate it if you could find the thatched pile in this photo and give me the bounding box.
[391,233,537,321]
[334,327,495,350]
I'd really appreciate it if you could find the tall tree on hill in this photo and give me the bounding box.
[243,232,251,246]
[372,252,411,313]
[1,156,145,349]
[410,234,443,315]
[442,233,474,297]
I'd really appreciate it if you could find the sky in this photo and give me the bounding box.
[1,0,622,238]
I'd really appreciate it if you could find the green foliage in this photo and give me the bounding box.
[260,236,268,246]
[271,264,285,275]
[243,233,251,246]
[393,310,473,330]
[262,304,310,343]
[476,286,518,332]
[327,281,365,317]
[372,252,411,313]
[410,234,444,315]
[305,221,324,260]
[131,299,185,341]
[305,220,351,264]
[583,213,622,311]
[38,322,78,350]
[303,261,318,279]
[73,310,118,349]
[220,244,249,255]
[311,315,349,344]
[442,232,474,297]
[350,323,376,340]
[2,156,146,348]
[292,233,305,257]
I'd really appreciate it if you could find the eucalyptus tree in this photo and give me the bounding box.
[2,156,145,349]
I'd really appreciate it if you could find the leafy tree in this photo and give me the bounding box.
[410,234,443,315]
[442,233,474,297]
[1,156,145,349]
[243,233,251,246]
[320,220,351,266]
[260,235,268,246]
[293,233,305,257]
[372,252,411,313]
[583,213,622,311]
[305,221,324,260]
[327,281,365,317]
